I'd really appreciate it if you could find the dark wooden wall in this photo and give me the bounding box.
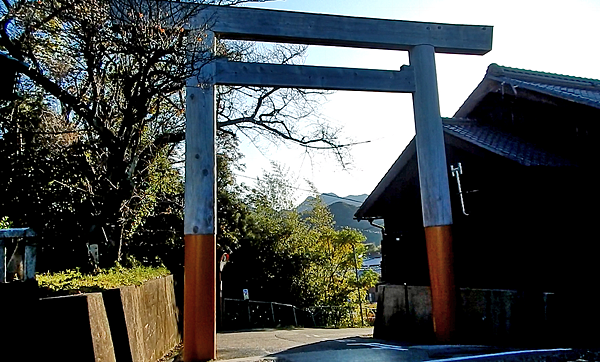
[380,138,600,293]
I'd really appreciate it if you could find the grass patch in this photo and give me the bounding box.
[37,264,170,297]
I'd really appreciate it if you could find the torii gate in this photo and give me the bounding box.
[183,5,492,361]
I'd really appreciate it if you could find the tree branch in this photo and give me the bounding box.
[9,58,118,148]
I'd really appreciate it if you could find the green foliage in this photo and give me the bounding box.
[0,0,195,267]
[247,162,297,212]
[121,145,185,272]
[36,264,170,297]
[0,216,12,229]
[358,269,379,290]
[364,242,381,257]
[124,148,184,240]
[0,93,94,271]
[216,134,252,255]
[223,163,373,318]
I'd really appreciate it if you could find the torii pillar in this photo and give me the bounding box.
[184,49,217,361]
[410,44,456,342]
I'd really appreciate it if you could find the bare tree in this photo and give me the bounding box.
[214,41,347,159]
[0,0,350,266]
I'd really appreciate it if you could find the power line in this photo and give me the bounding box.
[234,173,314,193]
[325,194,366,204]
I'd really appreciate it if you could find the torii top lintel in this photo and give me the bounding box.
[195,5,493,55]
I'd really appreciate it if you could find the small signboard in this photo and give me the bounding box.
[242,289,249,300]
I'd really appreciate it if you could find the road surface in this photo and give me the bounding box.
[214,328,580,362]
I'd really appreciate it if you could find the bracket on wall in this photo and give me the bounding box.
[451,163,469,216]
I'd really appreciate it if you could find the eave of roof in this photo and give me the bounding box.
[487,64,600,90]
[455,63,600,118]
[354,139,416,221]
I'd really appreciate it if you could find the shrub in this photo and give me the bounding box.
[36,264,170,297]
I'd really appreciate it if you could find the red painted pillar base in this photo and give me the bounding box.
[184,234,216,362]
[425,225,457,343]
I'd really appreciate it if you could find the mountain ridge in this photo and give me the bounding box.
[297,193,381,245]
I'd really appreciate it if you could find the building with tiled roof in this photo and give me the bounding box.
[356,64,600,345]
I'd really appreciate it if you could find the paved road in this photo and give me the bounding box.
[215,328,579,362]
[217,327,375,360]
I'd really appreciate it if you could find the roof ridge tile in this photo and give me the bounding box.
[488,63,600,89]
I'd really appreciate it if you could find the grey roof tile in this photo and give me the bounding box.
[442,121,574,167]
[486,64,600,109]
[508,79,600,108]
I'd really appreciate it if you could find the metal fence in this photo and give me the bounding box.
[221,298,376,330]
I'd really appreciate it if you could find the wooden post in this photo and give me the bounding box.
[352,244,365,327]
[184,31,217,361]
[247,301,252,326]
[409,44,457,342]
[217,263,222,331]
[270,302,276,326]
[292,307,298,327]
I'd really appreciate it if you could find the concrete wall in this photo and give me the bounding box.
[34,275,180,362]
[0,280,42,361]
[374,285,434,342]
[374,284,561,346]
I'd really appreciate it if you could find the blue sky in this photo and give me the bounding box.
[235,0,600,202]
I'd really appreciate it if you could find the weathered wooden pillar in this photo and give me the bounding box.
[409,44,457,342]
[184,32,217,361]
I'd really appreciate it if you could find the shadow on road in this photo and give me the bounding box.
[266,337,584,362]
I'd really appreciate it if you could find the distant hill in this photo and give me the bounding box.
[297,193,382,245]
[321,192,368,207]
[296,192,368,212]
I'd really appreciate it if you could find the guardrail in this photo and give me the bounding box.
[222,298,375,330]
